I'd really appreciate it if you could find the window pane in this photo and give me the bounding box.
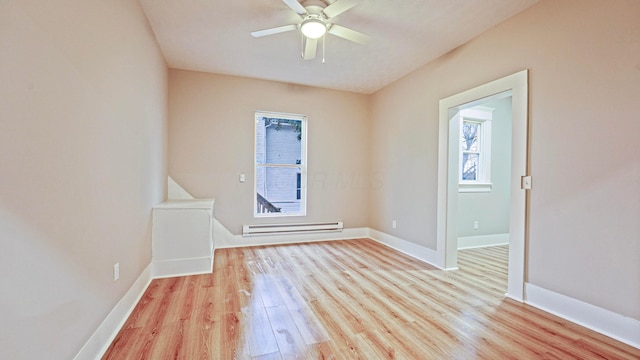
[256,166,302,214]
[256,117,302,165]
[462,153,478,181]
[461,122,480,152]
[255,111,306,217]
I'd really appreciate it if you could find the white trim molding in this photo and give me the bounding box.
[368,228,442,269]
[437,69,529,300]
[458,182,493,193]
[525,283,640,349]
[152,256,214,279]
[254,111,308,218]
[458,106,494,190]
[73,264,153,360]
[457,233,509,249]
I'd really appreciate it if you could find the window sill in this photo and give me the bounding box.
[459,183,493,193]
[254,212,306,218]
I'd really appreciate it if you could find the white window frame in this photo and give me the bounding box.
[254,111,307,217]
[459,106,493,193]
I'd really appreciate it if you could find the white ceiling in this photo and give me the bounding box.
[138,0,539,94]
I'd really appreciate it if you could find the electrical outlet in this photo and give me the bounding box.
[473,221,479,230]
[392,220,397,229]
[113,262,120,281]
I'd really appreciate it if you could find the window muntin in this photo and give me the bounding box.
[254,112,307,217]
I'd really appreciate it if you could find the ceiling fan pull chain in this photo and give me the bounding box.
[322,35,326,63]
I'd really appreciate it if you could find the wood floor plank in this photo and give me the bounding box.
[103,239,640,359]
[243,289,280,357]
[309,299,370,359]
[265,304,309,359]
[212,312,246,360]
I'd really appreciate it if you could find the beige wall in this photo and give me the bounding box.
[370,0,640,319]
[0,0,168,359]
[168,70,371,234]
[3,1,636,357]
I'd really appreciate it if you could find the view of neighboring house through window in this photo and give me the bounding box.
[254,111,307,217]
[459,106,493,192]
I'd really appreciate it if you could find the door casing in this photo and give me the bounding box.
[436,70,529,301]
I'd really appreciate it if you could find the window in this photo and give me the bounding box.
[254,111,307,217]
[459,106,493,192]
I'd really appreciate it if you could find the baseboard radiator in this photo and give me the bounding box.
[242,221,343,237]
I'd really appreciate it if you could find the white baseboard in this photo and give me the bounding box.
[73,264,153,360]
[368,228,442,269]
[216,223,442,272]
[152,256,214,279]
[214,218,368,248]
[458,233,509,249]
[525,283,640,349]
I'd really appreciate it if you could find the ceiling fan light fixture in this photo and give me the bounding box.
[251,0,370,61]
[300,17,326,39]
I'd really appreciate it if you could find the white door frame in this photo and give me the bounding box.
[436,70,529,301]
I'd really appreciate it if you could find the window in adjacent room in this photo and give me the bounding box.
[254,111,307,217]
[459,106,493,192]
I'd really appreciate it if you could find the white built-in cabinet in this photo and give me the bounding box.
[151,199,214,278]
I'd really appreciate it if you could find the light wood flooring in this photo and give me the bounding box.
[103,239,640,359]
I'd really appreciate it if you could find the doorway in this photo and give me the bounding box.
[436,70,529,301]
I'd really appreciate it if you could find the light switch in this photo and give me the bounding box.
[521,176,532,190]
[239,173,246,183]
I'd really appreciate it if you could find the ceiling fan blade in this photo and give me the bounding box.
[303,38,318,60]
[282,0,307,15]
[322,0,358,18]
[251,24,298,38]
[328,24,371,45]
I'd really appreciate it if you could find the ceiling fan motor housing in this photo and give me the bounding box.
[302,0,329,10]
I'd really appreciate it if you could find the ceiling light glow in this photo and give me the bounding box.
[300,18,326,39]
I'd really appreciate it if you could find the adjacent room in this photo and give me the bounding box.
[1,0,639,359]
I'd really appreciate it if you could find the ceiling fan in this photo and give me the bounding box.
[251,0,371,61]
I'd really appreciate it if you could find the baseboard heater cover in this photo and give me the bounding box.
[242,221,343,237]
